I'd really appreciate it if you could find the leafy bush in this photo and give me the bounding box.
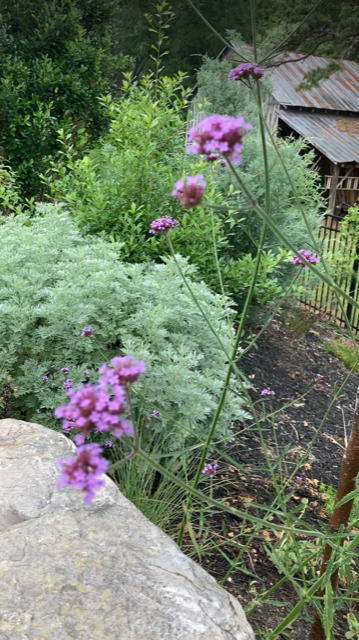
[323,336,359,372]
[196,56,323,263]
[45,74,291,303]
[0,0,128,196]
[0,205,248,447]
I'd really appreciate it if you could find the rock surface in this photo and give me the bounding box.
[0,419,255,639]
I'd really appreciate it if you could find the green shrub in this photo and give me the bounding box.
[323,336,359,372]
[45,74,292,304]
[0,205,248,447]
[0,0,128,197]
[196,56,323,264]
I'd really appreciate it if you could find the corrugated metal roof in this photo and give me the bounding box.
[279,110,359,163]
[271,52,359,111]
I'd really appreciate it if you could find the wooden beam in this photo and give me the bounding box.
[336,165,354,190]
[328,163,339,214]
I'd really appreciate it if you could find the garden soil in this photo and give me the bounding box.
[190,309,359,640]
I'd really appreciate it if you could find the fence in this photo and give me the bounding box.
[300,213,359,332]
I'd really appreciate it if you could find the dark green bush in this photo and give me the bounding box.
[0,0,128,196]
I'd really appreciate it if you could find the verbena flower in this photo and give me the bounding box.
[57,443,109,503]
[99,355,146,387]
[172,174,206,209]
[296,476,303,483]
[347,341,355,347]
[61,367,69,374]
[36,409,41,414]
[105,440,113,447]
[42,375,49,381]
[261,388,275,396]
[151,409,161,418]
[291,250,319,267]
[83,370,91,378]
[55,382,133,440]
[316,374,324,381]
[187,114,252,163]
[202,463,219,478]
[63,378,73,390]
[229,62,266,81]
[206,153,219,162]
[218,158,227,167]
[82,327,94,337]
[149,216,179,234]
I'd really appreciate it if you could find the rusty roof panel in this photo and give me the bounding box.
[271,52,359,111]
[279,110,359,163]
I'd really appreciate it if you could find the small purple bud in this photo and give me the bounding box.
[82,327,94,337]
[202,463,219,478]
[261,388,275,397]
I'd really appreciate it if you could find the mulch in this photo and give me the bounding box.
[190,307,359,639]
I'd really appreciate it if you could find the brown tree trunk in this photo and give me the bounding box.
[309,386,359,639]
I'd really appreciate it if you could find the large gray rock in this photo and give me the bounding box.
[0,419,255,640]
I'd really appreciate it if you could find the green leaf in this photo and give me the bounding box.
[334,489,359,510]
[323,582,334,640]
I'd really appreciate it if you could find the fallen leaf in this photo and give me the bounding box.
[262,530,272,541]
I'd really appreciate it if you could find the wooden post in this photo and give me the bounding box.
[328,163,339,214]
[309,386,359,639]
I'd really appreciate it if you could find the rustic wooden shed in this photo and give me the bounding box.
[266,52,359,215]
[190,49,359,215]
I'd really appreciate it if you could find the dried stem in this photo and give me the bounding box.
[309,386,359,639]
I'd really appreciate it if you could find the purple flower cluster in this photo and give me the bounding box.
[316,374,324,382]
[187,114,252,163]
[55,382,133,443]
[172,174,206,209]
[63,379,73,390]
[55,354,146,502]
[149,216,179,235]
[229,62,266,82]
[261,388,275,397]
[42,376,49,381]
[61,367,69,374]
[57,443,109,503]
[151,409,161,418]
[82,327,94,337]
[291,250,319,268]
[202,463,219,478]
[99,356,146,387]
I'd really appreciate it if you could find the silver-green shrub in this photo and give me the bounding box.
[0,205,248,446]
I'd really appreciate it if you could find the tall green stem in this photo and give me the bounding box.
[177,220,267,547]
